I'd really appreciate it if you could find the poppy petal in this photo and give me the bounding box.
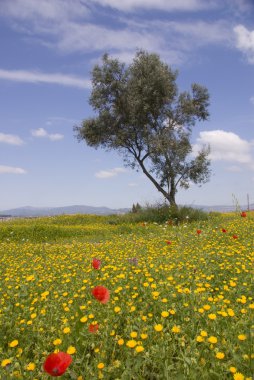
[43,352,72,377]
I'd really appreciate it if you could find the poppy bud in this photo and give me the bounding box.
[89,323,99,333]
[92,258,101,270]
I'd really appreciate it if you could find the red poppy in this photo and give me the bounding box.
[241,211,247,217]
[43,352,72,377]
[222,228,227,233]
[92,286,110,304]
[232,234,238,239]
[166,240,171,245]
[196,229,202,235]
[89,323,99,333]
[92,258,101,270]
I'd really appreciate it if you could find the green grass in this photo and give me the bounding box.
[0,211,253,379]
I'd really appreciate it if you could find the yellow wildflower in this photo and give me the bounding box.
[208,336,217,344]
[171,325,181,333]
[135,346,144,353]
[233,373,245,380]
[26,362,36,371]
[126,340,137,348]
[154,324,163,332]
[53,339,62,346]
[67,346,76,355]
[9,340,19,348]
[1,359,12,367]
[216,352,225,359]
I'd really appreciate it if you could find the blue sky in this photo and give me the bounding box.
[0,0,254,210]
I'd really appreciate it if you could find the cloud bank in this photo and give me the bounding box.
[193,130,254,169]
[0,0,247,66]
[0,69,90,89]
[0,133,24,145]
[0,165,27,174]
[31,128,64,141]
[234,25,254,64]
[95,167,126,178]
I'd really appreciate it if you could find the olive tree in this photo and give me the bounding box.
[74,50,211,207]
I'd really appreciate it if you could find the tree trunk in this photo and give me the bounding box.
[169,178,177,209]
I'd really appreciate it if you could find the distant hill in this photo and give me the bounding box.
[0,203,253,218]
[0,205,130,217]
[192,203,254,213]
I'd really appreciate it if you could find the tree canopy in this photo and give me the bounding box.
[75,50,211,207]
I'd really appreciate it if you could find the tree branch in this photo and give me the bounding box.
[137,158,169,200]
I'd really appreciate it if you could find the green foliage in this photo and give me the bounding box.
[107,204,208,224]
[167,205,208,223]
[131,203,142,213]
[75,50,211,207]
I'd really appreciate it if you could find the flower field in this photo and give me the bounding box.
[0,212,253,379]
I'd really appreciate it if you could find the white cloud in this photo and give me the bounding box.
[250,96,254,105]
[56,22,164,55]
[226,165,242,172]
[0,0,89,21]
[0,0,236,65]
[0,133,24,145]
[128,182,138,187]
[46,116,78,126]
[31,128,47,137]
[108,19,231,64]
[91,0,215,12]
[234,24,254,64]
[193,130,254,169]
[48,133,64,141]
[47,18,232,62]
[1,0,161,56]
[0,165,27,174]
[31,128,64,141]
[0,69,90,89]
[163,20,232,47]
[95,167,126,178]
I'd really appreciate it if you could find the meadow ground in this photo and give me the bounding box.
[0,211,253,379]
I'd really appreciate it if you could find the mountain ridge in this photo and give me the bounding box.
[0,203,253,217]
[0,205,130,217]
